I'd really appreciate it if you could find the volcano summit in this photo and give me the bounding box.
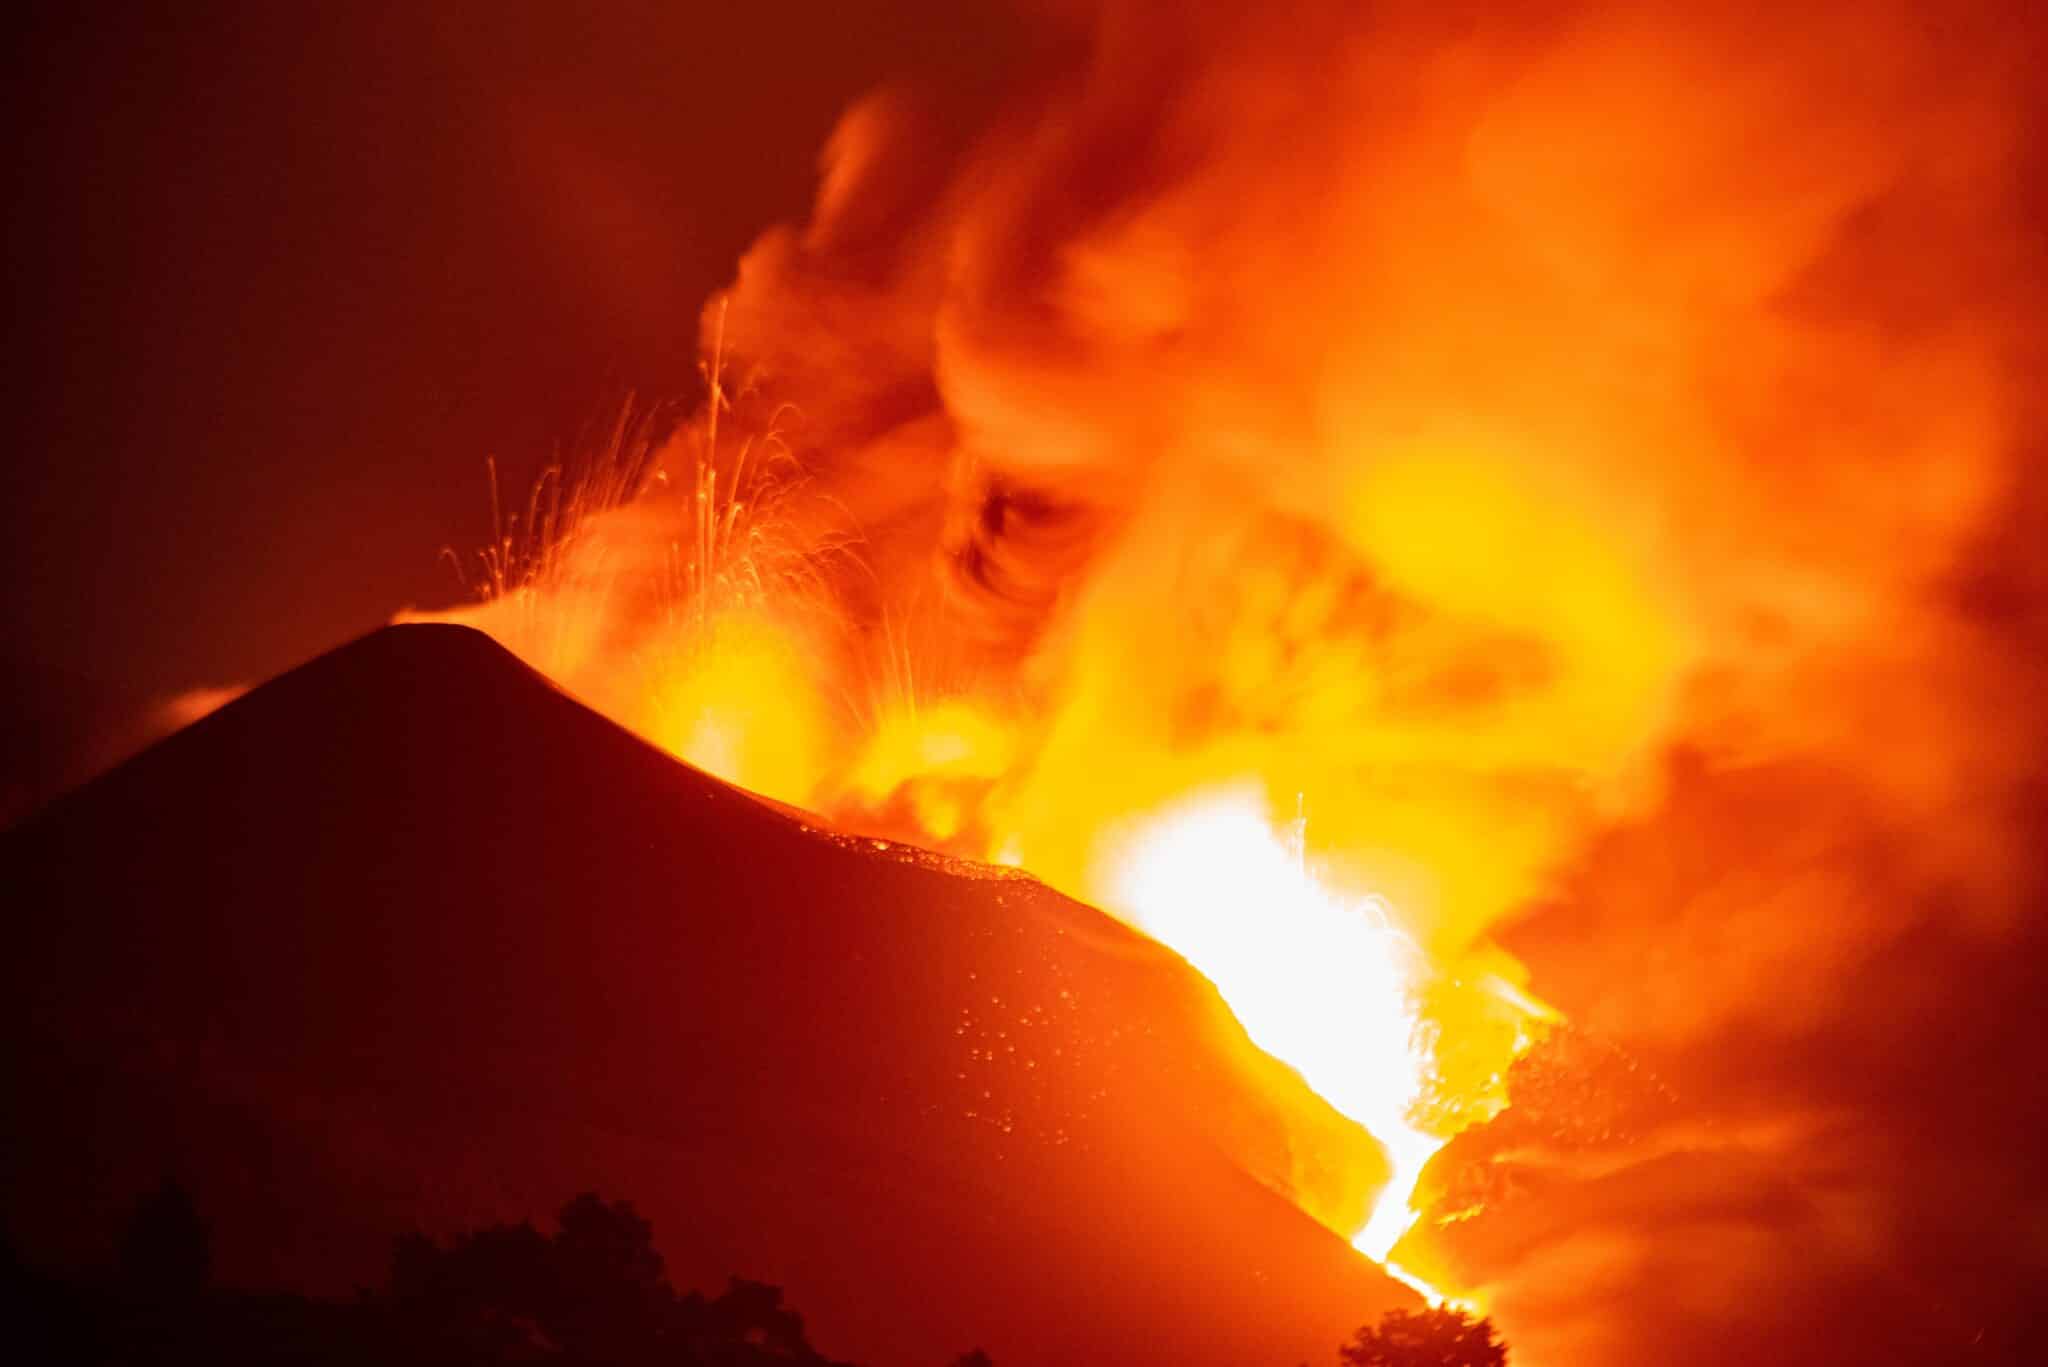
[1,623,1411,1366]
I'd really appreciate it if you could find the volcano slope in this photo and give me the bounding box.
[1,623,1410,1366]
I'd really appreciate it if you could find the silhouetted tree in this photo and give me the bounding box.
[555,1192,664,1292]
[383,1192,850,1366]
[1341,1306,1507,1367]
[389,1218,559,1360]
[25,1185,956,1364]
[697,1276,830,1363]
[117,1176,211,1300]
[550,1193,671,1357]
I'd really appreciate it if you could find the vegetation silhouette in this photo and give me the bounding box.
[385,1192,856,1366]
[0,1181,1513,1364]
[1340,1306,1509,1367]
[116,1176,211,1301]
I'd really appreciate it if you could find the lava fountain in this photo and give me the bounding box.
[1097,787,1476,1291]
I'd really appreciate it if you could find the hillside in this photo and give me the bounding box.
[1,623,1410,1366]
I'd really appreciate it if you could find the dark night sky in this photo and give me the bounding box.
[3,1,1022,811]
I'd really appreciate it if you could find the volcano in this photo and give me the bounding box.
[1,623,1411,1365]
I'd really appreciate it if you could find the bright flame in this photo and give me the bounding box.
[1095,786,1482,1296]
[642,611,834,807]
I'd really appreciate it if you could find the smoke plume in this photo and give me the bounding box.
[413,2,2046,1358]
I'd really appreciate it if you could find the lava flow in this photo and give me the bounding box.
[1098,787,1528,1300]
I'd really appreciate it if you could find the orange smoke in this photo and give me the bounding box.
[406,0,2045,1353]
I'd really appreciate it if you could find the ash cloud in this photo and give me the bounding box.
[696,2,2047,1360]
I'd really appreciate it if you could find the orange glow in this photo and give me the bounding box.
[410,434,1573,1299]
[1093,787,1470,1287]
[841,698,1016,843]
[397,2,2033,1329]
[641,611,834,808]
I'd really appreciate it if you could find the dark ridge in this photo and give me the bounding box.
[2,623,1407,1366]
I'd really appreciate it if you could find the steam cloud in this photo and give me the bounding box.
[418,2,2046,1359]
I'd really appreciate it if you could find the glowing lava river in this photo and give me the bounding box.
[1097,786,1539,1304]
